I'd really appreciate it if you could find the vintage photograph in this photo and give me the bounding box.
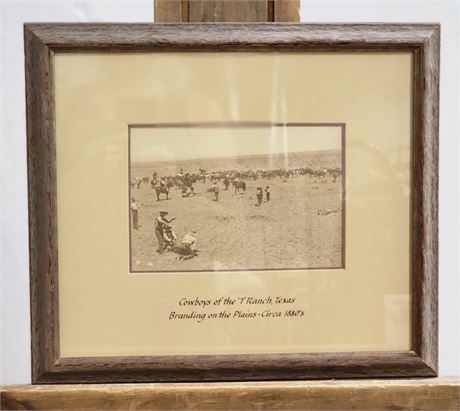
[129,123,345,272]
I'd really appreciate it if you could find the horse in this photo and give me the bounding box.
[154,185,169,201]
[233,180,246,194]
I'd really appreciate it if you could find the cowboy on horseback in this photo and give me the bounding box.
[152,177,170,201]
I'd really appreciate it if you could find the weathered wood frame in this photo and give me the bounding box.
[25,23,440,384]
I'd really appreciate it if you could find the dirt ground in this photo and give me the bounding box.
[130,175,343,272]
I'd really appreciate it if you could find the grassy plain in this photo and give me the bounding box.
[130,151,343,272]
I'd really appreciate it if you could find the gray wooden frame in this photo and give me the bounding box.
[24,23,439,384]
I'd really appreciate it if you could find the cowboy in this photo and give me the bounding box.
[212,181,219,201]
[223,176,230,190]
[154,211,175,253]
[256,187,263,206]
[130,197,140,230]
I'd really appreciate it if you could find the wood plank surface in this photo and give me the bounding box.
[2,379,459,410]
[274,0,300,22]
[155,0,188,22]
[155,0,299,22]
[188,0,224,22]
[220,0,268,22]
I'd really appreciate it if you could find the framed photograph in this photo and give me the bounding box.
[128,122,345,273]
[25,23,439,383]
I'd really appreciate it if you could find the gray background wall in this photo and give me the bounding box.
[1,0,458,383]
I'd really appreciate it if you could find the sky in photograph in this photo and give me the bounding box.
[130,124,342,163]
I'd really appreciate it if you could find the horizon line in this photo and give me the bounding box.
[131,148,341,165]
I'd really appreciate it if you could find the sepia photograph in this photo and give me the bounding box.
[129,123,345,272]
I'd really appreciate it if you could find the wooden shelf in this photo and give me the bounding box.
[1,378,459,410]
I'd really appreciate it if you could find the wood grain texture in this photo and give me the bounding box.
[154,0,298,22]
[221,0,268,22]
[410,24,440,374]
[24,23,440,384]
[24,23,440,52]
[274,0,300,22]
[2,379,459,411]
[188,0,224,22]
[41,351,436,384]
[24,25,60,385]
[154,0,188,23]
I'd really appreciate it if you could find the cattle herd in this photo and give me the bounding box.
[131,165,342,201]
